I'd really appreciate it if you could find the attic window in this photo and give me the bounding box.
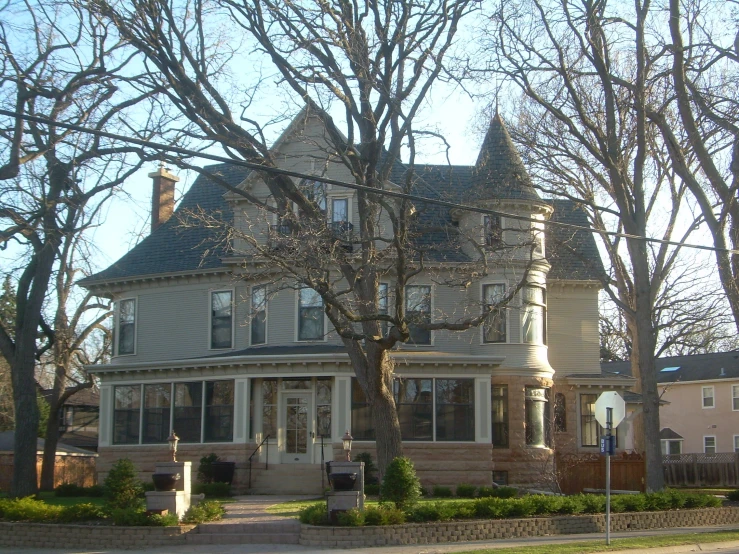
[660,366,680,372]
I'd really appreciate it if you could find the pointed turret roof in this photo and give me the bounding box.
[468,114,541,203]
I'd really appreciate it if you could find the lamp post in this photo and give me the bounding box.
[342,430,353,462]
[167,431,180,462]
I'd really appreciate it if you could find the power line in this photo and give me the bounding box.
[1,108,736,256]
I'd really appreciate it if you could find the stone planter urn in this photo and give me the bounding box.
[151,472,180,492]
[329,472,357,491]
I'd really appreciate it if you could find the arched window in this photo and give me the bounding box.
[554,393,566,432]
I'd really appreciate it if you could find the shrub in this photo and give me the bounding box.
[432,485,453,498]
[364,484,380,496]
[405,501,457,522]
[474,497,507,519]
[477,486,495,498]
[580,494,606,513]
[526,495,562,515]
[644,491,674,511]
[58,503,105,523]
[108,507,178,526]
[85,485,105,497]
[353,452,379,485]
[197,453,220,483]
[54,483,87,497]
[726,489,739,502]
[0,497,63,522]
[557,496,584,514]
[492,486,518,499]
[104,459,144,510]
[299,503,328,525]
[456,484,477,498]
[192,482,232,497]
[182,500,226,524]
[336,508,365,526]
[380,457,421,509]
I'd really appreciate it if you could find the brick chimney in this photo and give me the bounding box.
[148,164,180,233]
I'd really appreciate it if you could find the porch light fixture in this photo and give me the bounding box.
[342,430,353,461]
[167,430,180,462]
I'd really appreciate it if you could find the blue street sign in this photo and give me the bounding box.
[600,435,615,455]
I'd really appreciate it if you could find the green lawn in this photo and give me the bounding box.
[455,530,739,554]
[265,497,476,517]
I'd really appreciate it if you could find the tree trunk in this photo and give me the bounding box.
[371,375,403,480]
[10,351,39,498]
[40,396,61,491]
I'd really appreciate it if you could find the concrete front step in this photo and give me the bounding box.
[248,464,326,494]
[187,520,301,545]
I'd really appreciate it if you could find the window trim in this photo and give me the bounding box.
[702,386,715,409]
[330,196,352,225]
[579,393,600,447]
[734,435,739,453]
[661,439,683,455]
[732,385,739,411]
[295,288,327,342]
[209,289,234,350]
[704,435,717,454]
[114,297,137,357]
[250,284,268,346]
[404,284,433,346]
[480,281,508,345]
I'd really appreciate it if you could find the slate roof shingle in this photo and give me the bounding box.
[83,119,603,285]
[602,351,739,383]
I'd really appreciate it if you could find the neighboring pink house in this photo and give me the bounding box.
[603,352,739,455]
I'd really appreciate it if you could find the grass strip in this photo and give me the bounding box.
[454,530,739,554]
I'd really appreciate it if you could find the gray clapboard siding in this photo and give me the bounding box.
[547,285,600,374]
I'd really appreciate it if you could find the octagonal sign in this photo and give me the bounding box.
[594,391,626,428]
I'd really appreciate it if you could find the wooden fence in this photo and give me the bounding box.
[0,454,97,491]
[556,453,645,494]
[663,453,739,487]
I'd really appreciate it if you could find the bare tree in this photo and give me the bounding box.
[92,0,548,473]
[481,0,710,490]
[0,0,167,497]
[645,0,739,334]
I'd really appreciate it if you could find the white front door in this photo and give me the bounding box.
[282,392,312,463]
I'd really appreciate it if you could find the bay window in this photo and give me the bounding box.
[483,284,506,343]
[525,386,550,447]
[492,385,509,448]
[405,285,431,345]
[522,285,546,345]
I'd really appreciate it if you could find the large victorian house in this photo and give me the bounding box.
[81,110,634,493]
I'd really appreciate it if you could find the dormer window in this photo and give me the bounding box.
[484,215,502,247]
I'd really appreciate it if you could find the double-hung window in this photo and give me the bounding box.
[405,285,431,345]
[116,298,136,356]
[251,285,267,345]
[483,284,506,343]
[704,436,716,454]
[522,285,546,345]
[484,215,502,247]
[298,288,324,340]
[702,386,715,408]
[580,393,599,447]
[733,385,739,411]
[211,291,233,349]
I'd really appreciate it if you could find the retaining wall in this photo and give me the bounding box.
[300,506,739,548]
[0,522,194,550]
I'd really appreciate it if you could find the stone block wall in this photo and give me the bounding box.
[0,522,193,550]
[299,506,739,548]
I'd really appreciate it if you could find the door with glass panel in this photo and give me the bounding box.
[282,393,312,463]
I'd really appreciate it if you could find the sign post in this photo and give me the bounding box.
[594,391,625,547]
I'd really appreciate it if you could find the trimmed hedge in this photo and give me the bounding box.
[298,490,723,527]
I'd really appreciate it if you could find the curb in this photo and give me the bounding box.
[602,539,739,554]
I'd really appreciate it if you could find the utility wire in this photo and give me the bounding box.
[1,108,736,256]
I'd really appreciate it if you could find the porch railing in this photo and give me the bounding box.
[247,434,270,490]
